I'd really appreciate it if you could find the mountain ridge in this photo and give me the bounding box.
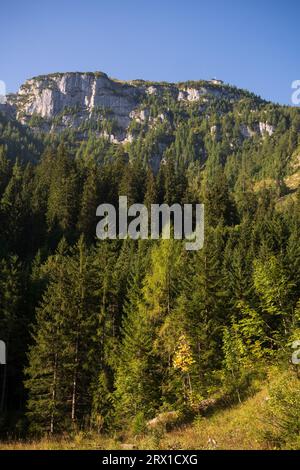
[3,71,269,143]
[1,70,299,183]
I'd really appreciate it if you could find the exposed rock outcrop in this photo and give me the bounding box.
[240,122,274,139]
[178,86,221,101]
[4,71,271,146]
[259,121,274,136]
[146,411,180,431]
[7,72,144,140]
[5,72,241,141]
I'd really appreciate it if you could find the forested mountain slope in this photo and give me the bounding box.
[0,72,300,447]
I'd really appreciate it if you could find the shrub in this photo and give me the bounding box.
[263,370,300,449]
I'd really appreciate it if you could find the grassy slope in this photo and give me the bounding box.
[0,386,271,450]
[158,388,269,450]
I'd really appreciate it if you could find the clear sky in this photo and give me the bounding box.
[1,0,299,104]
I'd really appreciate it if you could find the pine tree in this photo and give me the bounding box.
[204,166,237,227]
[171,228,228,397]
[118,159,146,205]
[252,255,295,340]
[77,166,100,241]
[25,237,101,434]
[0,146,11,198]
[144,167,157,210]
[46,144,79,241]
[114,244,159,425]
[0,256,23,414]
[0,160,33,256]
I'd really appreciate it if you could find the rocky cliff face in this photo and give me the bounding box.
[7,72,144,140]
[5,71,274,143]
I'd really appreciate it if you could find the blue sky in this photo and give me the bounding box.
[1,0,299,104]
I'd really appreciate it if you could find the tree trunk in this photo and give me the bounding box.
[71,336,79,424]
[50,353,58,435]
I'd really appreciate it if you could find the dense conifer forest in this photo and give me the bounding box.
[1,88,300,449]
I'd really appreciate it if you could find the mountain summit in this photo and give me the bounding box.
[4,71,268,143]
[1,71,299,180]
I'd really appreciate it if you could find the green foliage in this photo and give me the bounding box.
[0,83,300,440]
[263,371,300,449]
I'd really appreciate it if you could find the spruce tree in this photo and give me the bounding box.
[25,237,101,433]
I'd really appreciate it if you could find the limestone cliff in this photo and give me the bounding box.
[5,72,273,143]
